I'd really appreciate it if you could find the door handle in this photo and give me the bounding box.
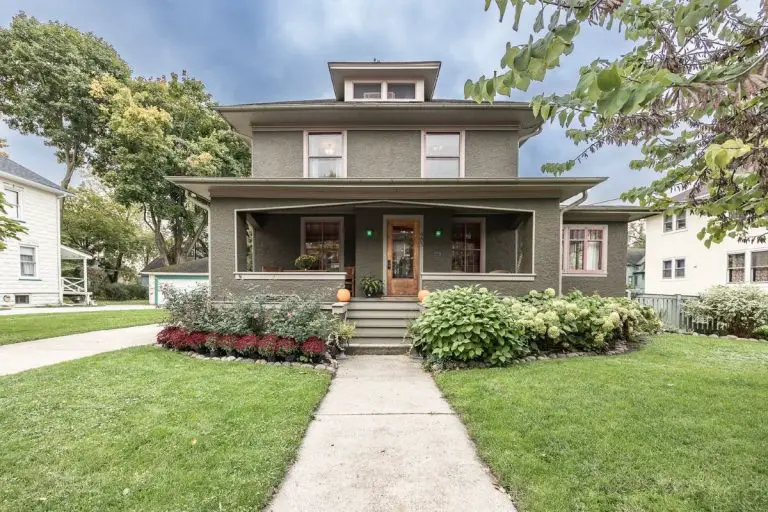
[387,260,392,270]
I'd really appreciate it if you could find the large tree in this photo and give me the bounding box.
[0,12,131,189]
[90,72,250,265]
[470,0,768,245]
[62,186,150,282]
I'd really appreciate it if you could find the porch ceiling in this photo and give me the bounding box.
[167,177,606,203]
[563,205,657,222]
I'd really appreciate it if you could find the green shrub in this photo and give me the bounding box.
[265,296,334,341]
[752,325,768,340]
[684,285,768,337]
[95,282,148,301]
[409,286,529,365]
[409,286,662,364]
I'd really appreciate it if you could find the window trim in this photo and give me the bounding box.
[662,257,686,280]
[674,257,686,278]
[662,259,673,279]
[421,130,466,179]
[561,224,608,276]
[662,211,687,233]
[303,130,347,178]
[663,214,674,232]
[14,294,30,305]
[751,249,768,283]
[2,185,22,220]
[675,210,687,230]
[300,216,345,270]
[19,244,38,279]
[726,251,746,284]
[451,217,486,273]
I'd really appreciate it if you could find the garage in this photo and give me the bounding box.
[142,258,209,306]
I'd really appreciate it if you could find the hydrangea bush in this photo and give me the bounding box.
[409,286,661,364]
[683,285,768,338]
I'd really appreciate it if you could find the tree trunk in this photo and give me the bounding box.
[61,159,76,190]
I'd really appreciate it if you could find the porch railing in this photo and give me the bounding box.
[62,277,86,294]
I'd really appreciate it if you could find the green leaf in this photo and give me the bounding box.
[495,0,508,21]
[513,44,532,72]
[463,79,474,99]
[533,8,544,32]
[597,66,621,92]
[513,1,523,30]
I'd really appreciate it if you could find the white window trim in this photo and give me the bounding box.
[421,130,466,179]
[303,130,347,178]
[344,79,424,102]
[661,257,686,280]
[452,217,486,273]
[750,249,768,284]
[662,212,687,234]
[726,251,746,284]
[2,184,22,221]
[300,216,345,270]
[19,244,38,279]
[561,224,608,276]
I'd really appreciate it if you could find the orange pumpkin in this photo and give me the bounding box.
[417,289,430,303]
[337,288,351,302]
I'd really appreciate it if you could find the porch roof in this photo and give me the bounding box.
[167,177,606,203]
[562,205,656,222]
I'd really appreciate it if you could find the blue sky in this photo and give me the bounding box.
[0,0,659,203]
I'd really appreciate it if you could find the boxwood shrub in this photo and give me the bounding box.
[409,286,661,364]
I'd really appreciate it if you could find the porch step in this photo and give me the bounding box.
[354,327,409,339]
[345,299,420,352]
[347,344,410,355]
[347,300,421,311]
[352,318,412,329]
[347,309,420,320]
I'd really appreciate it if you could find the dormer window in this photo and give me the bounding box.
[345,80,423,102]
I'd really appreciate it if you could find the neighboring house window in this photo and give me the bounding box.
[727,253,745,283]
[14,294,30,305]
[306,132,344,178]
[662,259,673,279]
[20,246,37,277]
[3,188,19,219]
[563,226,607,273]
[424,132,462,178]
[663,214,673,232]
[301,218,343,271]
[751,250,768,283]
[676,211,687,230]
[451,219,484,273]
[675,258,686,278]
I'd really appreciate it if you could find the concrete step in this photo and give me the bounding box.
[353,318,411,329]
[347,344,411,355]
[354,327,408,339]
[347,309,420,320]
[348,300,420,311]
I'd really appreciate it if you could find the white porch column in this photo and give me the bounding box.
[82,257,89,305]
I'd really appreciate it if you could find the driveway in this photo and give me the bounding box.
[268,356,516,512]
[0,325,160,376]
[0,305,155,316]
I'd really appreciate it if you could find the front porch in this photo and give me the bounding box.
[227,200,544,301]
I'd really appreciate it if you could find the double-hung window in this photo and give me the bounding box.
[306,132,344,178]
[423,132,462,178]
[675,211,687,230]
[727,253,745,283]
[663,211,686,232]
[751,250,768,283]
[301,218,343,271]
[675,258,686,278]
[563,225,607,274]
[20,246,36,278]
[663,214,674,232]
[662,258,685,279]
[662,260,673,279]
[3,187,19,219]
[451,219,484,273]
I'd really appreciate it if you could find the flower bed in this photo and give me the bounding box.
[409,286,662,367]
[156,287,353,364]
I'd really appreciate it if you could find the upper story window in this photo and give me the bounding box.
[346,80,423,101]
[563,225,607,274]
[305,132,345,178]
[3,187,20,219]
[752,250,768,283]
[663,211,686,232]
[423,132,463,178]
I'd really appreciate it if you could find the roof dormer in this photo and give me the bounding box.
[328,61,441,102]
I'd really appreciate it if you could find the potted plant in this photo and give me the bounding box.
[294,254,318,271]
[328,319,356,358]
[361,275,384,298]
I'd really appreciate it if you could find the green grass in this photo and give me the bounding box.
[0,310,168,345]
[92,299,150,306]
[0,347,331,511]
[436,335,768,512]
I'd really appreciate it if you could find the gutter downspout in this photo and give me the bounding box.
[558,191,589,295]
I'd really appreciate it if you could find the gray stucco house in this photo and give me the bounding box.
[168,61,650,316]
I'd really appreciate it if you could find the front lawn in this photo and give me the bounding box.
[0,310,168,345]
[0,347,330,511]
[436,335,768,512]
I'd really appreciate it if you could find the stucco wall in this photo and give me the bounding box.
[561,221,628,297]
[251,131,303,178]
[464,130,518,178]
[347,130,421,178]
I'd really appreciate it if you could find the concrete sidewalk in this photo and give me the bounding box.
[0,305,155,316]
[268,356,516,512]
[0,324,160,376]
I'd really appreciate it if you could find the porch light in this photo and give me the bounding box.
[366,228,375,238]
[434,228,443,238]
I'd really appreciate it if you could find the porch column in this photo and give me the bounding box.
[82,257,89,305]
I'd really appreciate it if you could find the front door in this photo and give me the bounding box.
[386,218,420,296]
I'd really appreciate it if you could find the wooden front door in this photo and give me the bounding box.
[386,218,420,296]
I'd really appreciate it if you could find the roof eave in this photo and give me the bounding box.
[0,170,70,197]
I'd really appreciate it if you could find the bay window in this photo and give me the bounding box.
[301,218,343,271]
[306,132,344,178]
[451,219,484,273]
[563,225,607,274]
[423,132,462,178]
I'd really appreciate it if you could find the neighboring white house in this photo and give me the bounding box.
[0,157,88,307]
[142,257,209,305]
[645,194,768,295]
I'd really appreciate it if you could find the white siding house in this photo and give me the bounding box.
[0,157,69,307]
[645,210,768,296]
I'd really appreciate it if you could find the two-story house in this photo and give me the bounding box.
[168,61,650,344]
[645,189,768,296]
[0,157,93,307]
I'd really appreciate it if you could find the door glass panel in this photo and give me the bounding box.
[391,225,414,279]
